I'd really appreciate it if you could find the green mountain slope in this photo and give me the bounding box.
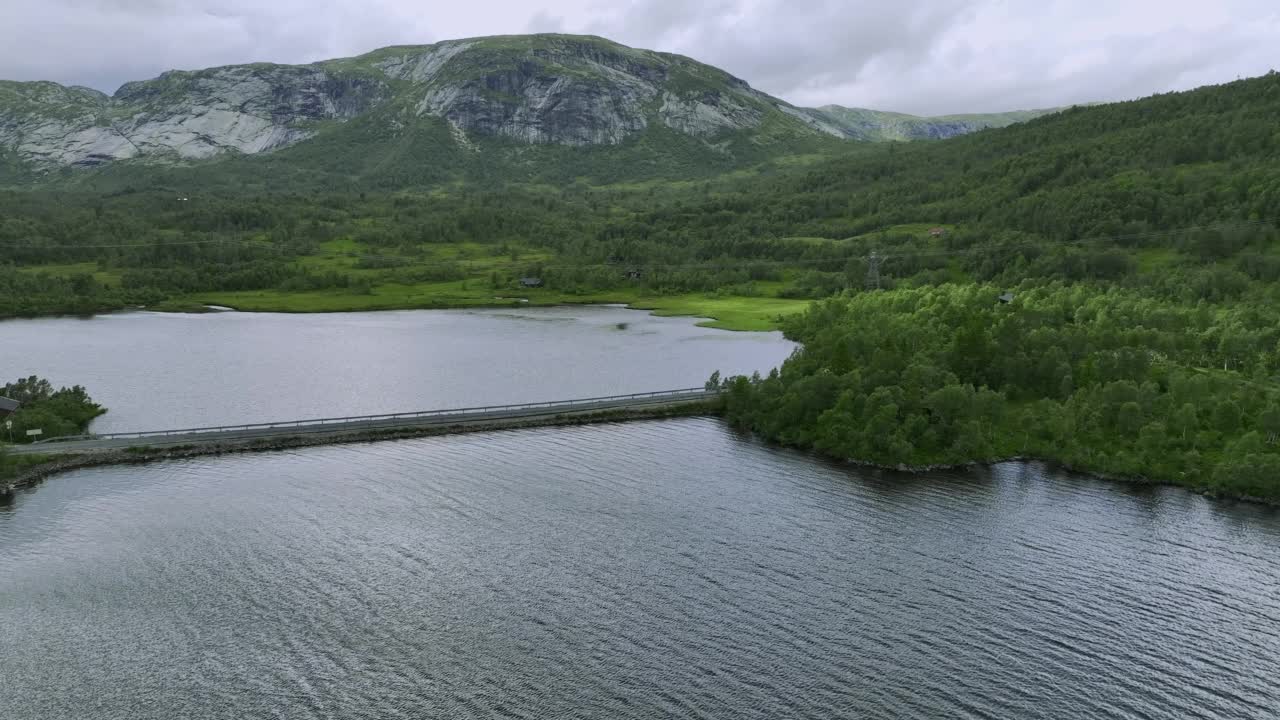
[655,72,1280,245]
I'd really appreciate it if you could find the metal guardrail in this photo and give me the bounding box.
[32,388,719,444]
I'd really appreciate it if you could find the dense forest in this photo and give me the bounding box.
[717,285,1280,499]
[3,73,1280,496]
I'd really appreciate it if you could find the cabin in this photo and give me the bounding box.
[0,396,19,418]
[519,277,544,288]
[997,292,1016,304]
[929,227,947,237]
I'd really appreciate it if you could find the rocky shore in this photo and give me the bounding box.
[1,403,716,497]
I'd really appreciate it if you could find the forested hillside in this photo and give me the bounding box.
[3,72,1277,317]
[704,72,1280,499]
[624,70,1280,286]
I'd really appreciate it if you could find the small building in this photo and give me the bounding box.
[0,396,19,418]
[929,227,947,237]
[997,292,1016,304]
[520,277,544,288]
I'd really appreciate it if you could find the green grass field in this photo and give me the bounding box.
[846,223,957,242]
[190,283,810,331]
[623,294,812,331]
[20,240,812,331]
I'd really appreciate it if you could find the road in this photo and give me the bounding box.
[8,389,719,456]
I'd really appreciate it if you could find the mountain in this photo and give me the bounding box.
[0,35,830,172]
[810,106,1062,141]
[0,34,1053,184]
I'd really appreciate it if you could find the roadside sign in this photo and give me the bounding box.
[25,428,42,437]
[4,420,10,429]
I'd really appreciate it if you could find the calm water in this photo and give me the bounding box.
[0,306,796,432]
[2,419,1278,719]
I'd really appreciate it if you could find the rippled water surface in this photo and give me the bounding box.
[3,419,1278,719]
[0,306,795,432]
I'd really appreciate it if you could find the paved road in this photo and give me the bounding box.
[9,390,718,456]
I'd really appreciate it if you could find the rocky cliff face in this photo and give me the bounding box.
[404,40,659,145]
[0,34,1056,172]
[0,65,389,167]
[0,35,831,170]
[394,37,779,144]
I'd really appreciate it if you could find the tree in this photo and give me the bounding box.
[1172,403,1200,443]
[1117,402,1144,436]
[1260,404,1280,444]
[1138,422,1169,464]
[1213,400,1243,434]
[2,377,105,443]
[2,376,53,405]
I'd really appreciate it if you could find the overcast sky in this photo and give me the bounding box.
[3,0,1277,115]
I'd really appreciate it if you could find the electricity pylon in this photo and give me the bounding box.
[864,251,882,291]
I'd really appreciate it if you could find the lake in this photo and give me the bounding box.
[2,419,1278,718]
[0,306,795,432]
[2,309,1278,719]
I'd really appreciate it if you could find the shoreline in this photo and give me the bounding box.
[6,408,1276,509]
[1,404,717,497]
[181,294,809,332]
[722,424,1280,508]
[0,295,806,333]
[823,451,1279,507]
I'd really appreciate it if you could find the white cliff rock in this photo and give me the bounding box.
[660,92,764,137]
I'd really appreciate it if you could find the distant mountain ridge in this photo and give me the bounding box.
[810,105,1062,141]
[0,33,1059,177]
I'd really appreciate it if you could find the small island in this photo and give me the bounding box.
[0,376,105,482]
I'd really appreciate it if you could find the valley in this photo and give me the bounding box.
[2,19,1280,719]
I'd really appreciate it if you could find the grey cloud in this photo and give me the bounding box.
[526,10,566,33]
[582,0,1280,113]
[1,0,439,92]
[586,0,735,41]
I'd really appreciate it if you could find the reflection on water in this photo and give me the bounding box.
[2,418,1277,719]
